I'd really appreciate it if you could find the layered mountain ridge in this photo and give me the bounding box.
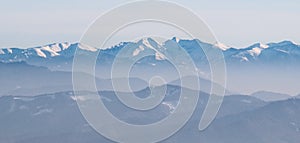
[0,38,299,68]
[1,37,299,95]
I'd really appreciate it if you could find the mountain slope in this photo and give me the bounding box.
[1,38,299,71]
[0,62,148,96]
[0,61,72,96]
[2,88,298,143]
[198,98,300,143]
[0,87,268,143]
[251,91,291,101]
[1,38,300,95]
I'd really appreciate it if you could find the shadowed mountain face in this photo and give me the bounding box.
[0,89,299,143]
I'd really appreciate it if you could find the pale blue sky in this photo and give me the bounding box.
[0,0,299,48]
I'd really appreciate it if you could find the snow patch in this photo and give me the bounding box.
[155,52,166,60]
[214,42,229,50]
[38,42,71,53]
[60,42,71,50]
[133,46,145,56]
[34,48,47,58]
[49,44,62,52]
[275,48,289,54]
[33,108,53,116]
[240,56,249,62]
[41,46,60,57]
[139,38,166,60]
[248,47,262,56]
[71,95,88,101]
[71,95,110,102]
[78,43,98,52]
[13,97,35,102]
[162,102,176,113]
[0,49,4,54]
[7,48,13,54]
[259,43,269,49]
[142,38,155,49]
[290,41,299,46]
[172,37,180,43]
[241,99,252,104]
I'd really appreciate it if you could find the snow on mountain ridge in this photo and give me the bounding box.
[38,42,71,52]
[259,43,269,49]
[214,42,230,51]
[77,43,98,52]
[132,38,167,60]
[34,42,74,58]
[248,47,262,56]
[246,43,269,56]
[133,46,145,56]
[171,37,180,43]
[0,39,299,63]
[274,48,289,54]
[0,42,98,59]
[34,48,47,58]
[0,49,4,54]
[225,41,300,62]
[7,48,13,54]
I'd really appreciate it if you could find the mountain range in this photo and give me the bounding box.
[1,38,300,69]
[0,88,299,143]
[1,38,300,142]
[1,37,299,95]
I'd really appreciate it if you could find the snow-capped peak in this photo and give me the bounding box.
[41,42,71,52]
[140,37,164,48]
[246,43,269,56]
[32,42,98,58]
[34,48,47,58]
[259,43,269,49]
[248,47,263,56]
[38,42,71,51]
[248,42,269,49]
[171,37,180,43]
[32,42,73,58]
[214,42,229,51]
[142,38,154,48]
[290,40,299,46]
[78,43,98,52]
[132,38,166,60]
[1,38,300,64]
